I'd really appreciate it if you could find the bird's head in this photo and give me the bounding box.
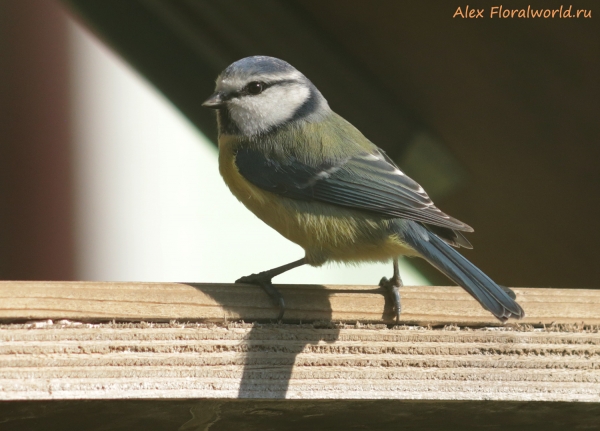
[203,56,329,136]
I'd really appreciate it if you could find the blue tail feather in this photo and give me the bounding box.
[402,223,525,322]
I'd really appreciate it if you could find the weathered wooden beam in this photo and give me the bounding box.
[0,282,599,403]
[0,320,599,402]
[1,281,599,325]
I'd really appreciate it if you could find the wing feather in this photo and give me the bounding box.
[235,146,473,233]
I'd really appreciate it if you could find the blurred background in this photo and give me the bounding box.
[0,0,597,289]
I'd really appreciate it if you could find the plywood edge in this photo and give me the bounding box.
[0,321,598,402]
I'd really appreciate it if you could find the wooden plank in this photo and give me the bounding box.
[1,281,599,326]
[0,282,598,402]
[0,321,599,401]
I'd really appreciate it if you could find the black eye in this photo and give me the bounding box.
[245,81,264,95]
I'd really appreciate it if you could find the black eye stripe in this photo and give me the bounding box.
[266,79,299,87]
[225,78,302,100]
[245,79,299,94]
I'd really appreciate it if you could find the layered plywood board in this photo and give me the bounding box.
[0,282,598,401]
[1,322,599,401]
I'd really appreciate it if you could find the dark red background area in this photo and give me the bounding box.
[0,0,74,280]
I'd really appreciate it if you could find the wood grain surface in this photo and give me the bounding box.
[1,281,599,325]
[1,321,599,401]
[0,282,598,402]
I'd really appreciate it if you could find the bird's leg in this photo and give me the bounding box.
[379,257,403,323]
[236,258,307,320]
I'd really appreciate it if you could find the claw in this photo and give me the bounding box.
[379,277,401,322]
[236,274,286,321]
[234,258,306,321]
[235,274,258,284]
[379,258,403,323]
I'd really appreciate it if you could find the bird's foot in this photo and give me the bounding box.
[379,276,402,323]
[236,273,285,321]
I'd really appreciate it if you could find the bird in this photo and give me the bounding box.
[202,55,524,323]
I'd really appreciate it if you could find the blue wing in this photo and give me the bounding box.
[235,146,473,244]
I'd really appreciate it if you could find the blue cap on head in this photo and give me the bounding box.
[221,56,298,79]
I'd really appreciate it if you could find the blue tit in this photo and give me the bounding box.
[202,56,524,323]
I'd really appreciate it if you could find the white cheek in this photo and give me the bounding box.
[228,84,310,135]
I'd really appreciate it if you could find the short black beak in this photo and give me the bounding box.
[202,92,225,109]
